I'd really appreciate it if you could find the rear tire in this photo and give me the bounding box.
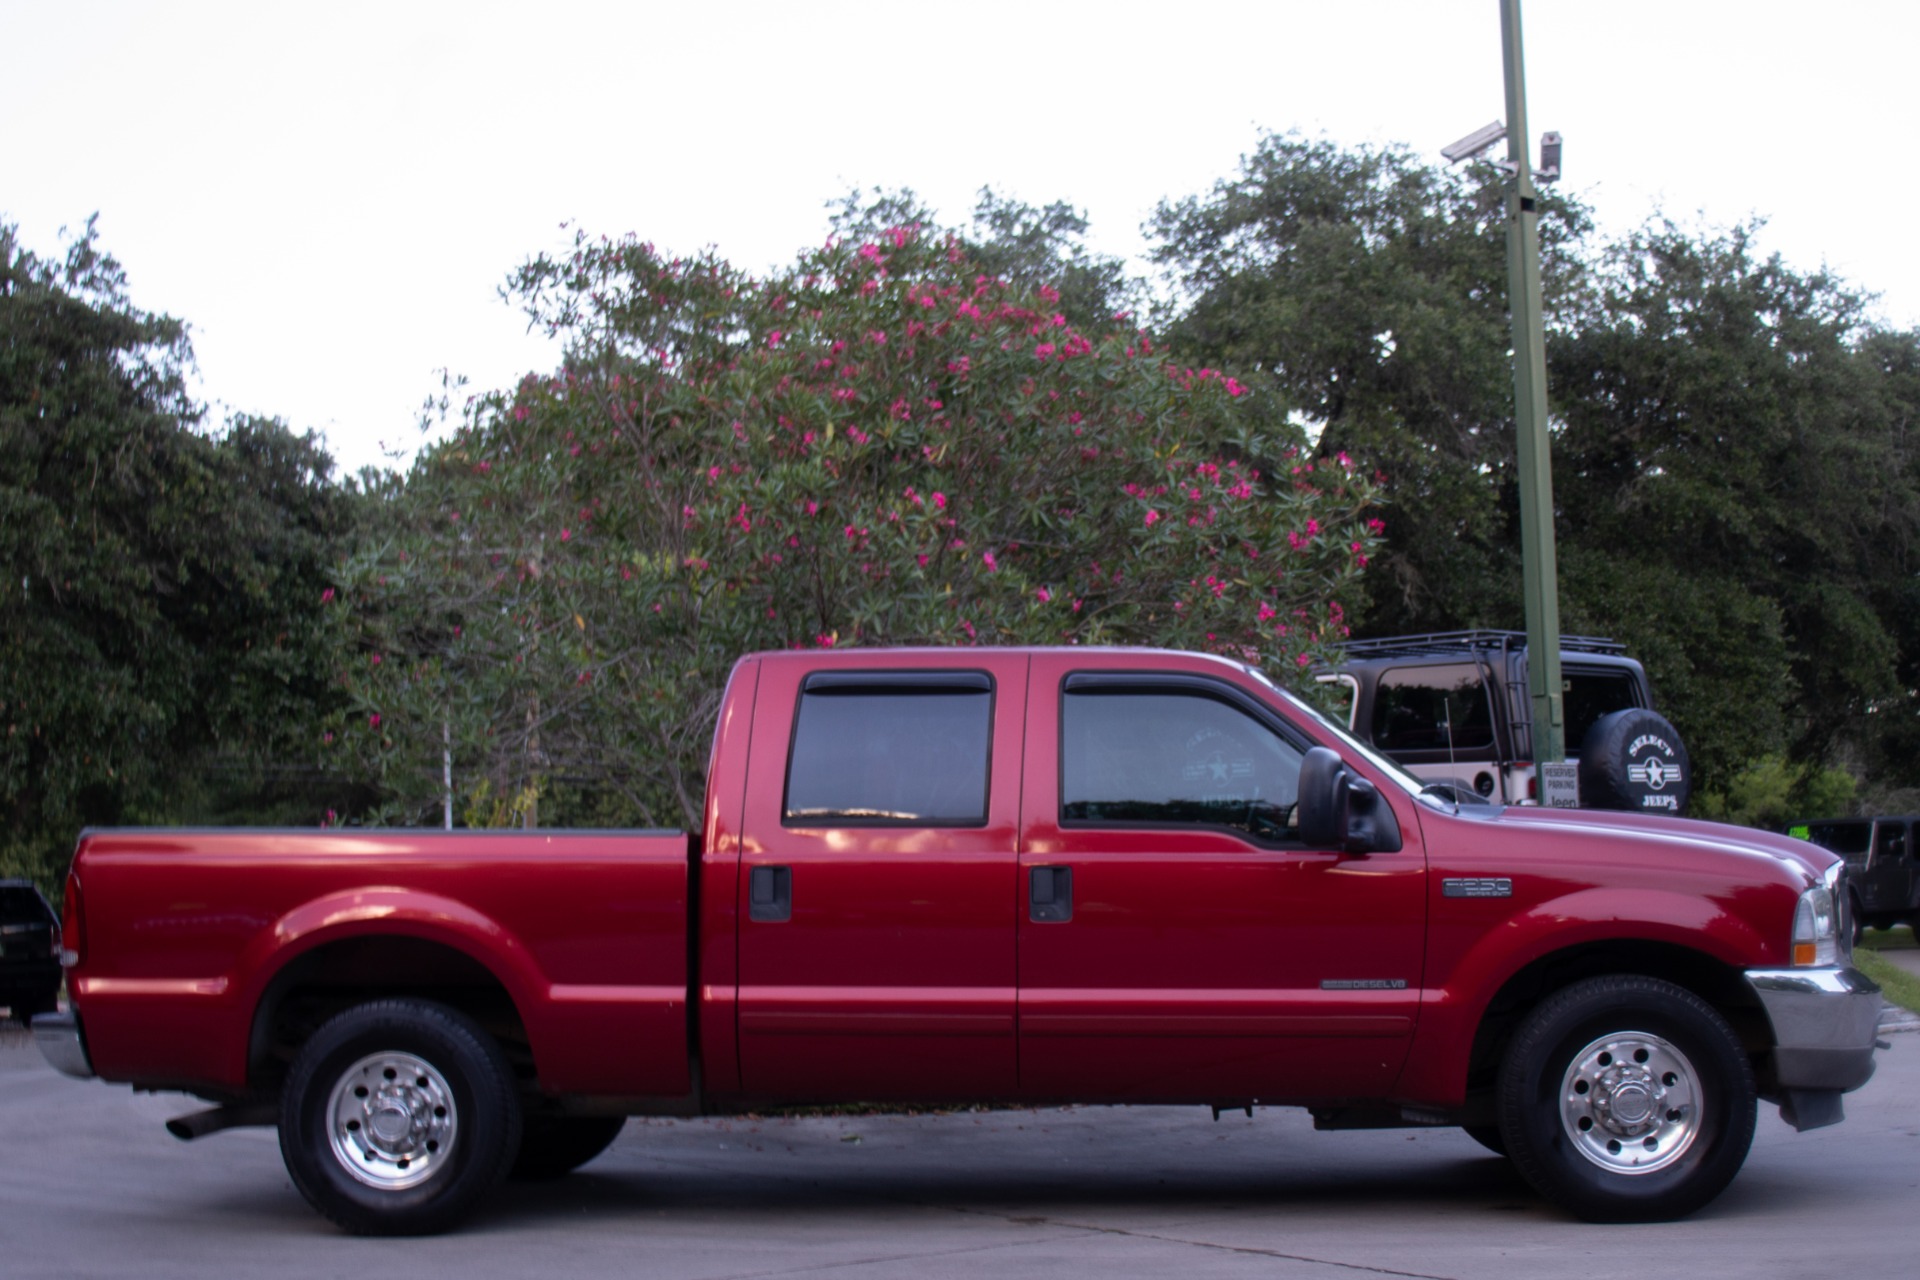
[279,999,521,1235]
[511,1115,627,1180]
[1496,975,1755,1222]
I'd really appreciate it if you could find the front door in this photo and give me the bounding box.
[735,654,1027,1101]
[1017,655,1427,1103]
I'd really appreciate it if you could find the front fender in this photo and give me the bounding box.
[1395,887,1772,1107]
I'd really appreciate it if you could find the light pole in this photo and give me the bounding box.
[1444,0,1568,791]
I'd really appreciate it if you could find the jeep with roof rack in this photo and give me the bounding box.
[1320,631,1690,813]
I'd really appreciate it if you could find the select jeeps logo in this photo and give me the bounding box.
[1626,732,1684,809]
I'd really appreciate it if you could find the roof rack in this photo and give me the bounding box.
[1337,630,1626,659]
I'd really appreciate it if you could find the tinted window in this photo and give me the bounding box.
[1565,669,1639,748]
[1371,663,1493,751]
[1874,821,1909,862]
[0,887,51,921]
[1803,821,1872,857]
[1062,689,1303,842]
[783,680,991,825]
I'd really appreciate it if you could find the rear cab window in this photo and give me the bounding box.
[783,672,993,827]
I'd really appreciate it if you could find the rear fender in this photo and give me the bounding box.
[234,888,545,1081]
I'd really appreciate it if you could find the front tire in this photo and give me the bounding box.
[280,999,521,1235]
[1496,976,1755,1222]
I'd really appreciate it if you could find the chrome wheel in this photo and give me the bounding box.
[1558,1030,1699,1175]
[326,1050,459,1190]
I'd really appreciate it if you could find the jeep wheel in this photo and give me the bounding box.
[1496,975,1755,1222]
[280,999,521,1235]
[1578,709,1691,816]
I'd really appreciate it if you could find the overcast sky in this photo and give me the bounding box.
[7,1,1915,476]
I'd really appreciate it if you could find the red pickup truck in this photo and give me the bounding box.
[35,647,1881,1234]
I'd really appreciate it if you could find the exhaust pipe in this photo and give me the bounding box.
[165,1103,277,1141]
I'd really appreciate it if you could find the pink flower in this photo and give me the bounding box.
[1224,377,1245,397]
[369,653,382,666]
[982,551,998,572]
[1296,653,1312,669]
[1036,587,1051,602]
[561,528,571,542]
[931,492,947,510]
[767,330,783,347]
[320,587,335,604]
[816,632,837,647]
[369,713,381,728]
[1035,342,1056,359]
[1144,509,1160,527]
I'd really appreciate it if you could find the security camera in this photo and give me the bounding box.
[1537,132,1562,181]
[1441,121,1507,163]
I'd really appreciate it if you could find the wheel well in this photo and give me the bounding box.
[248,935,535,1097]
[1463,941,1771,1104]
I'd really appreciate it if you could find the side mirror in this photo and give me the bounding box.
[1298,746,1403,854]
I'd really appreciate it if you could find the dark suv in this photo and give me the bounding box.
[1787,816,1920,942]
[1,879,62,1025]
[1321,631,1690,812]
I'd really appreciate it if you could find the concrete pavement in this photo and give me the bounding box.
[2,1015,1917,1279]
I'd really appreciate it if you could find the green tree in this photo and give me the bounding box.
[1551,221,1905,787]
[1149,131,1592,632]
[0,219,354,889]
[327,222,1381,828]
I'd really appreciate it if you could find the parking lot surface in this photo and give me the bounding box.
[2,1019,1915,1279]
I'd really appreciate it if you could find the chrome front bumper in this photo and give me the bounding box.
[1745,966,1882,1094]
[31,1009,95,1080]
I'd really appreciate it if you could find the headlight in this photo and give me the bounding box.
[1791,865,1848,967]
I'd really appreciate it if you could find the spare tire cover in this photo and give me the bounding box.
[1577,708,1691,815]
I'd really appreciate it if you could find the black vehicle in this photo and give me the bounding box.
[1787,816,1920,942]
[1,879,62,1025]
[1321,630,1690,813]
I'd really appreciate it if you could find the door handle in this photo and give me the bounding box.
[1029,866,1072,924]
[749,865,791,923]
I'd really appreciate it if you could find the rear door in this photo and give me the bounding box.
[734,653,1027,1101]
[1016,655,1427,1102]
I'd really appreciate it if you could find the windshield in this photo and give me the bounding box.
[1243,666,1431,801]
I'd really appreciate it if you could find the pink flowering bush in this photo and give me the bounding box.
[327,226,1379,826]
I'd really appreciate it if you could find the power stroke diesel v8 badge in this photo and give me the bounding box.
[1442,877,1514,898]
